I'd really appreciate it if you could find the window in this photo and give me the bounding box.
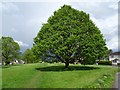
[113,59,117,63]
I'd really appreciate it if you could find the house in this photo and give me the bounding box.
[109,51,120,65]
[19,60,25,64]
[10,59,25,65]
[10,59,19,65]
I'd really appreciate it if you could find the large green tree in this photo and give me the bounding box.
[0,36,20,65]
[32,5,108,68]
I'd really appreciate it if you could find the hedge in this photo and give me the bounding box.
[117,63,120,66]
[98,60,112,65]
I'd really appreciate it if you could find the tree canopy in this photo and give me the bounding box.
[32,5,108,68]
[0,36,20,65]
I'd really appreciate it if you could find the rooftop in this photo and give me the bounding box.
[110,51,120,55]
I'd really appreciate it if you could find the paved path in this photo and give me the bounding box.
[117,72,120,89]
[113,72,120,89]
[118,73,120,89]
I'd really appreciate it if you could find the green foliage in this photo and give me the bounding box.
[98,60,112,65]
[118,67,120,72]
[104,49,113,60]
[22,49,39,63]
[18,52,23,60]
[33,5,108,67]
[117,63,120,66]
[87,71,117,88]
[0,36,20,65]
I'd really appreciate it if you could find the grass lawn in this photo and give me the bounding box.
[2,63,118,88]
[0,66,2,89]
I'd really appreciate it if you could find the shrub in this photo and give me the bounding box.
[98,60,112,65]
[117,63,120,66]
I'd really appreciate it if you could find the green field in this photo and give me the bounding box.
[0,66,2,89]
[2,63,118,88]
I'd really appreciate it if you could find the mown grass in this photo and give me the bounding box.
[0,66,2,89]
[2,63,118,88]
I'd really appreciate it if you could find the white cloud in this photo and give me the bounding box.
[15,40,29,47]
[2,2,119,52]
[2,0,120,2]
[90,14,118,35]
[71,2,101,14]
[2,2,19,12]
[106,36,118,50]
[90,13,118,51]
[0,3,2,8]
[26,16,48,27]
[0,3,2,38]
[108,3,118,10]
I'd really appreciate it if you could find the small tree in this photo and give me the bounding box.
[32,5,108,68]
[0,36,20,65]
[106,49,113,61]
[22,49,39,63]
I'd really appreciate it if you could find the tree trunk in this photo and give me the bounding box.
[65,61,69,68]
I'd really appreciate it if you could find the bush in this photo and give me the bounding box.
[117,63,120,66]
[98,60,112,65]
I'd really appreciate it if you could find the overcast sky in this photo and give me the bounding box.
[1,0,119,52]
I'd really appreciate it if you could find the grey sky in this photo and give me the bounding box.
[1,1,119,52]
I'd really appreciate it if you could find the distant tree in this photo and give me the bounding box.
[18,51,22,60]
[22,49,39,63]
[108,49,113,54]
[32,5,108,68]
[0,36,20,65]
[106,49,113,61]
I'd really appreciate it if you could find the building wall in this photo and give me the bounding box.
[109,55,120,64]
[109,55,120,61]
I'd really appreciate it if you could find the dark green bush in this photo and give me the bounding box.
[117,63,120,66]
[98,60,112,65]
